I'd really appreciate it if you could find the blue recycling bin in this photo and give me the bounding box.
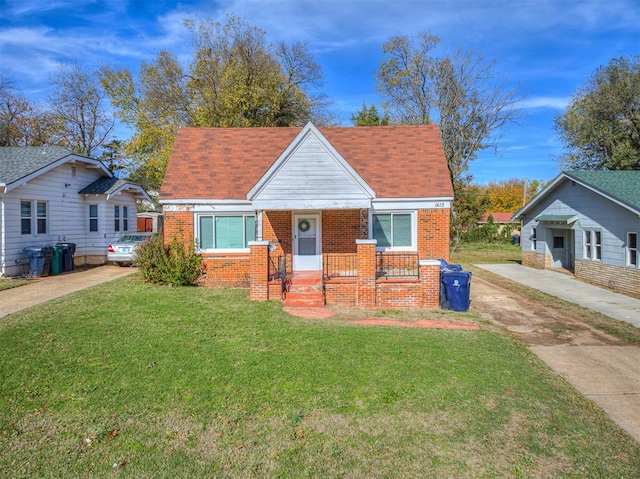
[23,247,45,277]
[512,235,521,245]
[436,258,463,272]
[441,271,472,312]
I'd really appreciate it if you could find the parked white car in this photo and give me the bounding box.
[107,233,154,266]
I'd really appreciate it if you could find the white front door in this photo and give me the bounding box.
[293,214,321,270]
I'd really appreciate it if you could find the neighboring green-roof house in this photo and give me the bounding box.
[0,146,151,277]
[513,170,640,299]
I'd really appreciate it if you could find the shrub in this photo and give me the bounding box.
[134,235,203,286]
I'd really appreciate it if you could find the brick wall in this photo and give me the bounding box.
[324,279,357,306]
[249,241,269,300]
[575,260,640,299]
[418,208,450,261]
[163,211,193,244]
[522,251,549,269]
[322,210,361,253]
[262,210,291,257]
[199,256,250,287]
[376,280,422,308]
[356,240,377,307]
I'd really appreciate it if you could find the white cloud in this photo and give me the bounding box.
[518,96,570,110]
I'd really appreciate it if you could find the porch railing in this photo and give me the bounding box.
[376,252,419,279]
[269,255,287,293]
[323,254,357,280]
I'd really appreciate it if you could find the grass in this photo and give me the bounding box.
[1,275,639,477]
[0,278,30,291]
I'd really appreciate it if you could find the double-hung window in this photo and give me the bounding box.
[197,214,256,251]
[584,229,602,261]
[21,201,32,234]
[114,205,120,232]
[89,204,98,232]
[20,200,47,235]
[36,201,47,234]
[372,212,413,249]
[627,233,638,268]
[531,227,537,251]
[123,206,129,231]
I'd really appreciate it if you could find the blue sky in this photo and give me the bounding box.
[1,0,638,184]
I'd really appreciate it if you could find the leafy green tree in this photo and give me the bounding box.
[450,181,489,243]
[100,16,327,191]
[376,32,522,186]
[555,56,640,170]
[351,102,390,126]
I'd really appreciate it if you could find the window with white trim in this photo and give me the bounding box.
[114,205,120,232]
[36,201,47,234]
[531,227,537,251]
[123,206,129,231]
[372,212,414,249]
[627,232,638,268]
[584,229,602,261]
[21,201,32,235]
[20,200,47,235]
[89,204,98,232]
[197,214,256,251]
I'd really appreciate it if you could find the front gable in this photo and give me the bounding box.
[248,123,375,210]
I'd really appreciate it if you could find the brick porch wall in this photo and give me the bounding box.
[575,260,640,299]
[324,279,357,306]
[165,208,448,309]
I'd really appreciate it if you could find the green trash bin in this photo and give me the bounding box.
[51,245,63,275]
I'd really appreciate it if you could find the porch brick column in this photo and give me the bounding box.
[249,240,270,301]
[420,259,441,308]
[356,239,377,307]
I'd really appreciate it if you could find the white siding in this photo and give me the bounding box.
[1,162,139,276]
[253,135,372,209]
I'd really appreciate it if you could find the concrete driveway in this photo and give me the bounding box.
[475,264,640,444]
[0,265,137,318]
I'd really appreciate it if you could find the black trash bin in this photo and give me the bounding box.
[512,234,521,245]
[441,271,472,312]
[58,242,76,272]
[23,247,45,277]
[41,246,54,277]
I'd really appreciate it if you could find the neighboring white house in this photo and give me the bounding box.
[512,170,640,298]
[0,146,151,277]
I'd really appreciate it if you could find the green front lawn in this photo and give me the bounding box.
[1,276,638,477]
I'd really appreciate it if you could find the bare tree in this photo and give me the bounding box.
[0,78,60,147]
[49,63,114,157]
[376,32,522,186]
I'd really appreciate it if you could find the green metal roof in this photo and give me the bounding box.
[565,170,640,212]
[534,214,578,222]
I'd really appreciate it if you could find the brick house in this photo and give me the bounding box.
[159,122,454,309]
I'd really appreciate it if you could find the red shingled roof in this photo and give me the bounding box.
[479,212,515,223]
[160,125,453,201]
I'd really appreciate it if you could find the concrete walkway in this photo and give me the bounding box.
[477,264,640,327]
[477,263,640,444]
[0,265,137,318]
